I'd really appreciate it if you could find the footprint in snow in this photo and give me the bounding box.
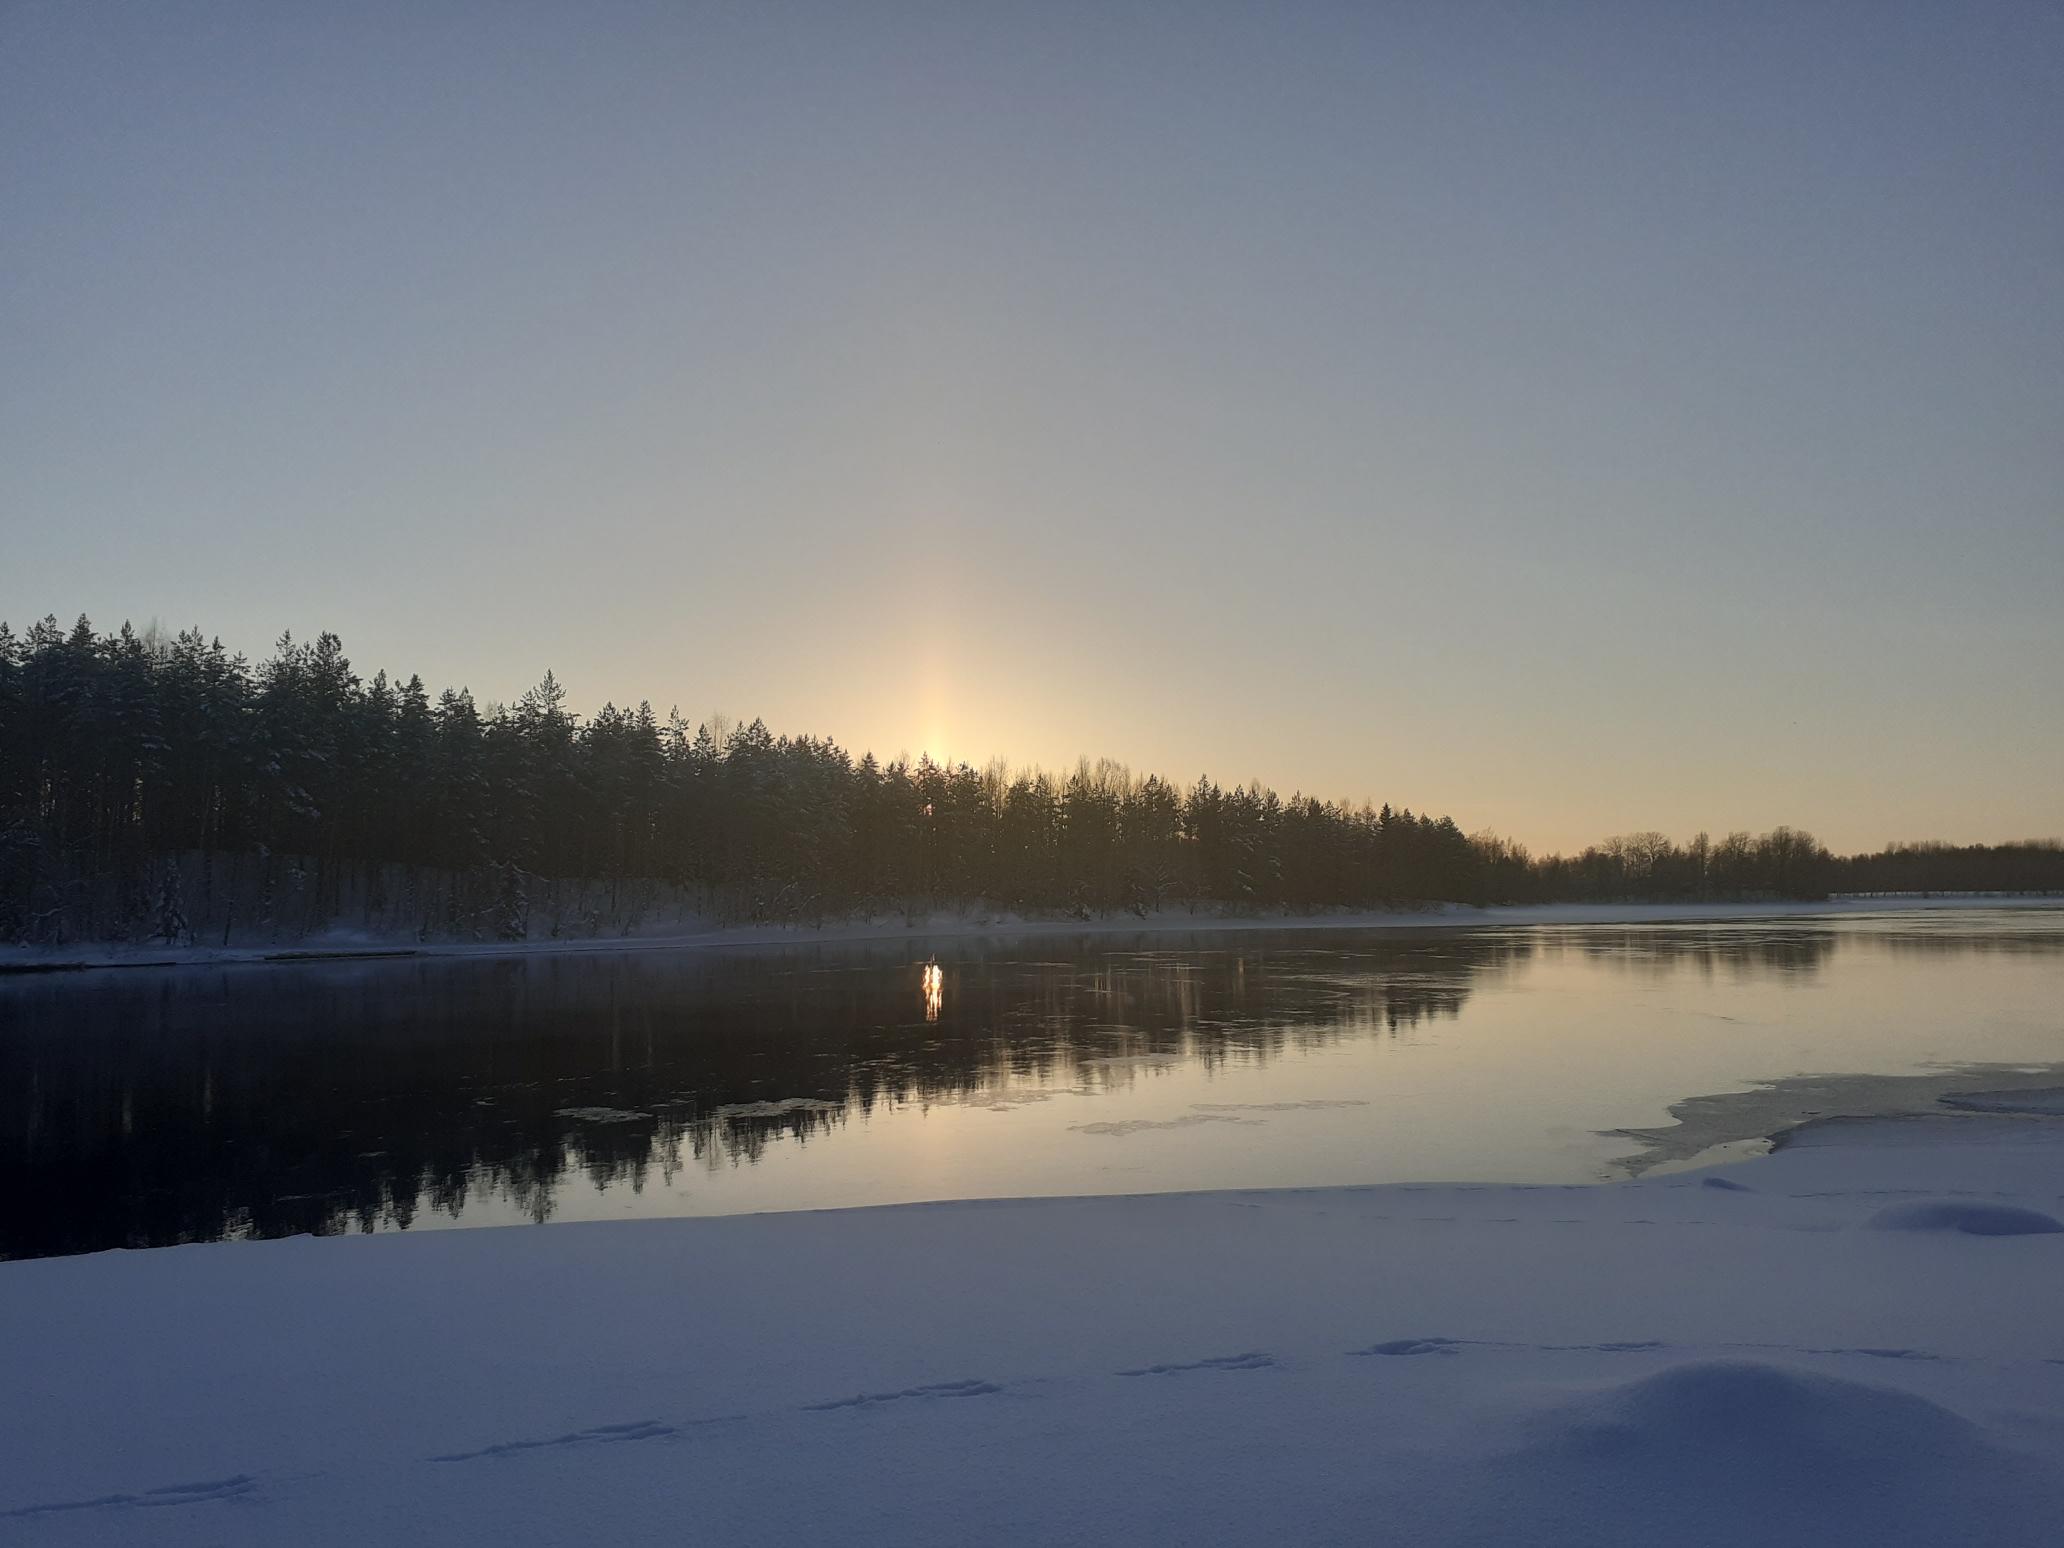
[1353,1337,1667,1358]
[803,1379,1002,1411]
[432,1419,676,1462]
[1118,1352,1276,1376]
[3,1475,256,1518]
[1355,1338,1464,1357]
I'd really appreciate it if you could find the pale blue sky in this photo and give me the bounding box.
[3,2,2058,852]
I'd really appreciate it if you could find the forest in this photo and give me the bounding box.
[2,616,2059,947]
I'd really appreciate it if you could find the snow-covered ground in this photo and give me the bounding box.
[8,893,2058,973]
[6,1100,2063,1545]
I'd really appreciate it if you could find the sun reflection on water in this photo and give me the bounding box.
[922,960,943,1022]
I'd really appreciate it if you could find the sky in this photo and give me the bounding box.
[2,1,2058,855]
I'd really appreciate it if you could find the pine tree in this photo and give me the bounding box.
[153,860,189,946]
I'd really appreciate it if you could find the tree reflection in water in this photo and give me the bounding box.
[3,918,2053,1260]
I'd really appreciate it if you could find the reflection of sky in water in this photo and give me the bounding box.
[4,909,2063,1259]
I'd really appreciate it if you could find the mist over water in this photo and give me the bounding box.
[4,907,2061,1260]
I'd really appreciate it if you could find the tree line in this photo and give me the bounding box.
[1,616,2057,946]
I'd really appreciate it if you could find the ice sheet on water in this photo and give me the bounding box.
[552,1107,651,1124]
[1939,1087,2064,1116]
[710,1097,844,1119]
[1070,1113,1263,1136]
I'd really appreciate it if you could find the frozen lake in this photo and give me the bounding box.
[4,905,2061,1259]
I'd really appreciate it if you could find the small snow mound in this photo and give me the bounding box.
[1701,1176,1753,1192]
[1548,1359,1981,1462]
[1866,1200,2064,1236]
[1379,1359,2053,1544]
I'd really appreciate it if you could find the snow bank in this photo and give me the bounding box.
[8,894,2059,976]
[4,1112,2063,1545]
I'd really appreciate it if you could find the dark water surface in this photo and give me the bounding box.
[4,907,2062,1260]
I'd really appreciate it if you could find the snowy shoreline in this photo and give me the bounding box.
[5,1100,2063,1545]
[6,893,2058,976]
